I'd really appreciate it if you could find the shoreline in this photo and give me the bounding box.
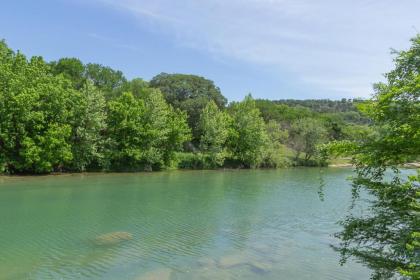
[2,162,418,178]
[0,165,349,178]
[328,163,353,168]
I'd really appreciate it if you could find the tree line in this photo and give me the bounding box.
[0,39,369,174]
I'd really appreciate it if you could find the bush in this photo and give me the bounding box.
[260,151,291,168]
[176,153,217,169]
[292,157,328,167]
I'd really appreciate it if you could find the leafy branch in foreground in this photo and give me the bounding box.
[327,35,420,279]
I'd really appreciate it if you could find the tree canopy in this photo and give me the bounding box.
[150,73,227,142]
[0,41,190,173]
[227,95,269,168]
[0,42,76,173]
[198,100,232,167]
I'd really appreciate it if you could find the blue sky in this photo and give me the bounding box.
[1,0,419,101]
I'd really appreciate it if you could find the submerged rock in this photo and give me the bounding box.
[94,231,133,246]
[197,257,216,268]
[135,268,172,280]
[248,261,272,274]
[217,253,272,274]
[218,254,248,268]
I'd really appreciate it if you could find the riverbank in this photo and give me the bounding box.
[0,164,348,177]
[328,163,353,167]
[403,162,420,168]
[2,160,418,177]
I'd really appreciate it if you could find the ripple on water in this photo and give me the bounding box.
[0,169,372,279]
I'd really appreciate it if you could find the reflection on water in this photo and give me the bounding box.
[0,169,371,279]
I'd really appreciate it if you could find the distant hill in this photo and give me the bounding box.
[272,98,365,113]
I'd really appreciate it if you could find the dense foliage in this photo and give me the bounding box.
[327,35,420,279]
[150,73,227,143]
[0,39,369,174]
[197,100,232,167]
[227,95,270,168]
[273,98,362,113]
[289,118,327,163]
[0,41,190,173]
[0,43,76,173]
[106,90,190,171]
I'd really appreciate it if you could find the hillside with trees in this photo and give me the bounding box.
[0,39,372,174]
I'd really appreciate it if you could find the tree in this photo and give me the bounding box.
[329,35,420,279]
[289,118,327,162]
[49,57,86,89]
[70,81,107,171]
[260,120,289,168]
[138,87,191,169]
[150,73,227,141]
[227,95,269,168]
[120,78,149,98]
[265,120,289,145]
[0,41,76,173]
[106,90,190,171]
[198,100,232,167]
[321,114,345,141]
[85,63,126,99]
[106,92,145,169]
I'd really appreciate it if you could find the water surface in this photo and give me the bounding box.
[0,169,371,279]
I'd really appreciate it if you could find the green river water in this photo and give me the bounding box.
[0,168,371,279]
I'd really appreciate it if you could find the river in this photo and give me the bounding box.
[0,168,371,279]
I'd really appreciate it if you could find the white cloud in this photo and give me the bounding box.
[92,0,420,98]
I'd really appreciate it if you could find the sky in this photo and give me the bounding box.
[1,0,419,101]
